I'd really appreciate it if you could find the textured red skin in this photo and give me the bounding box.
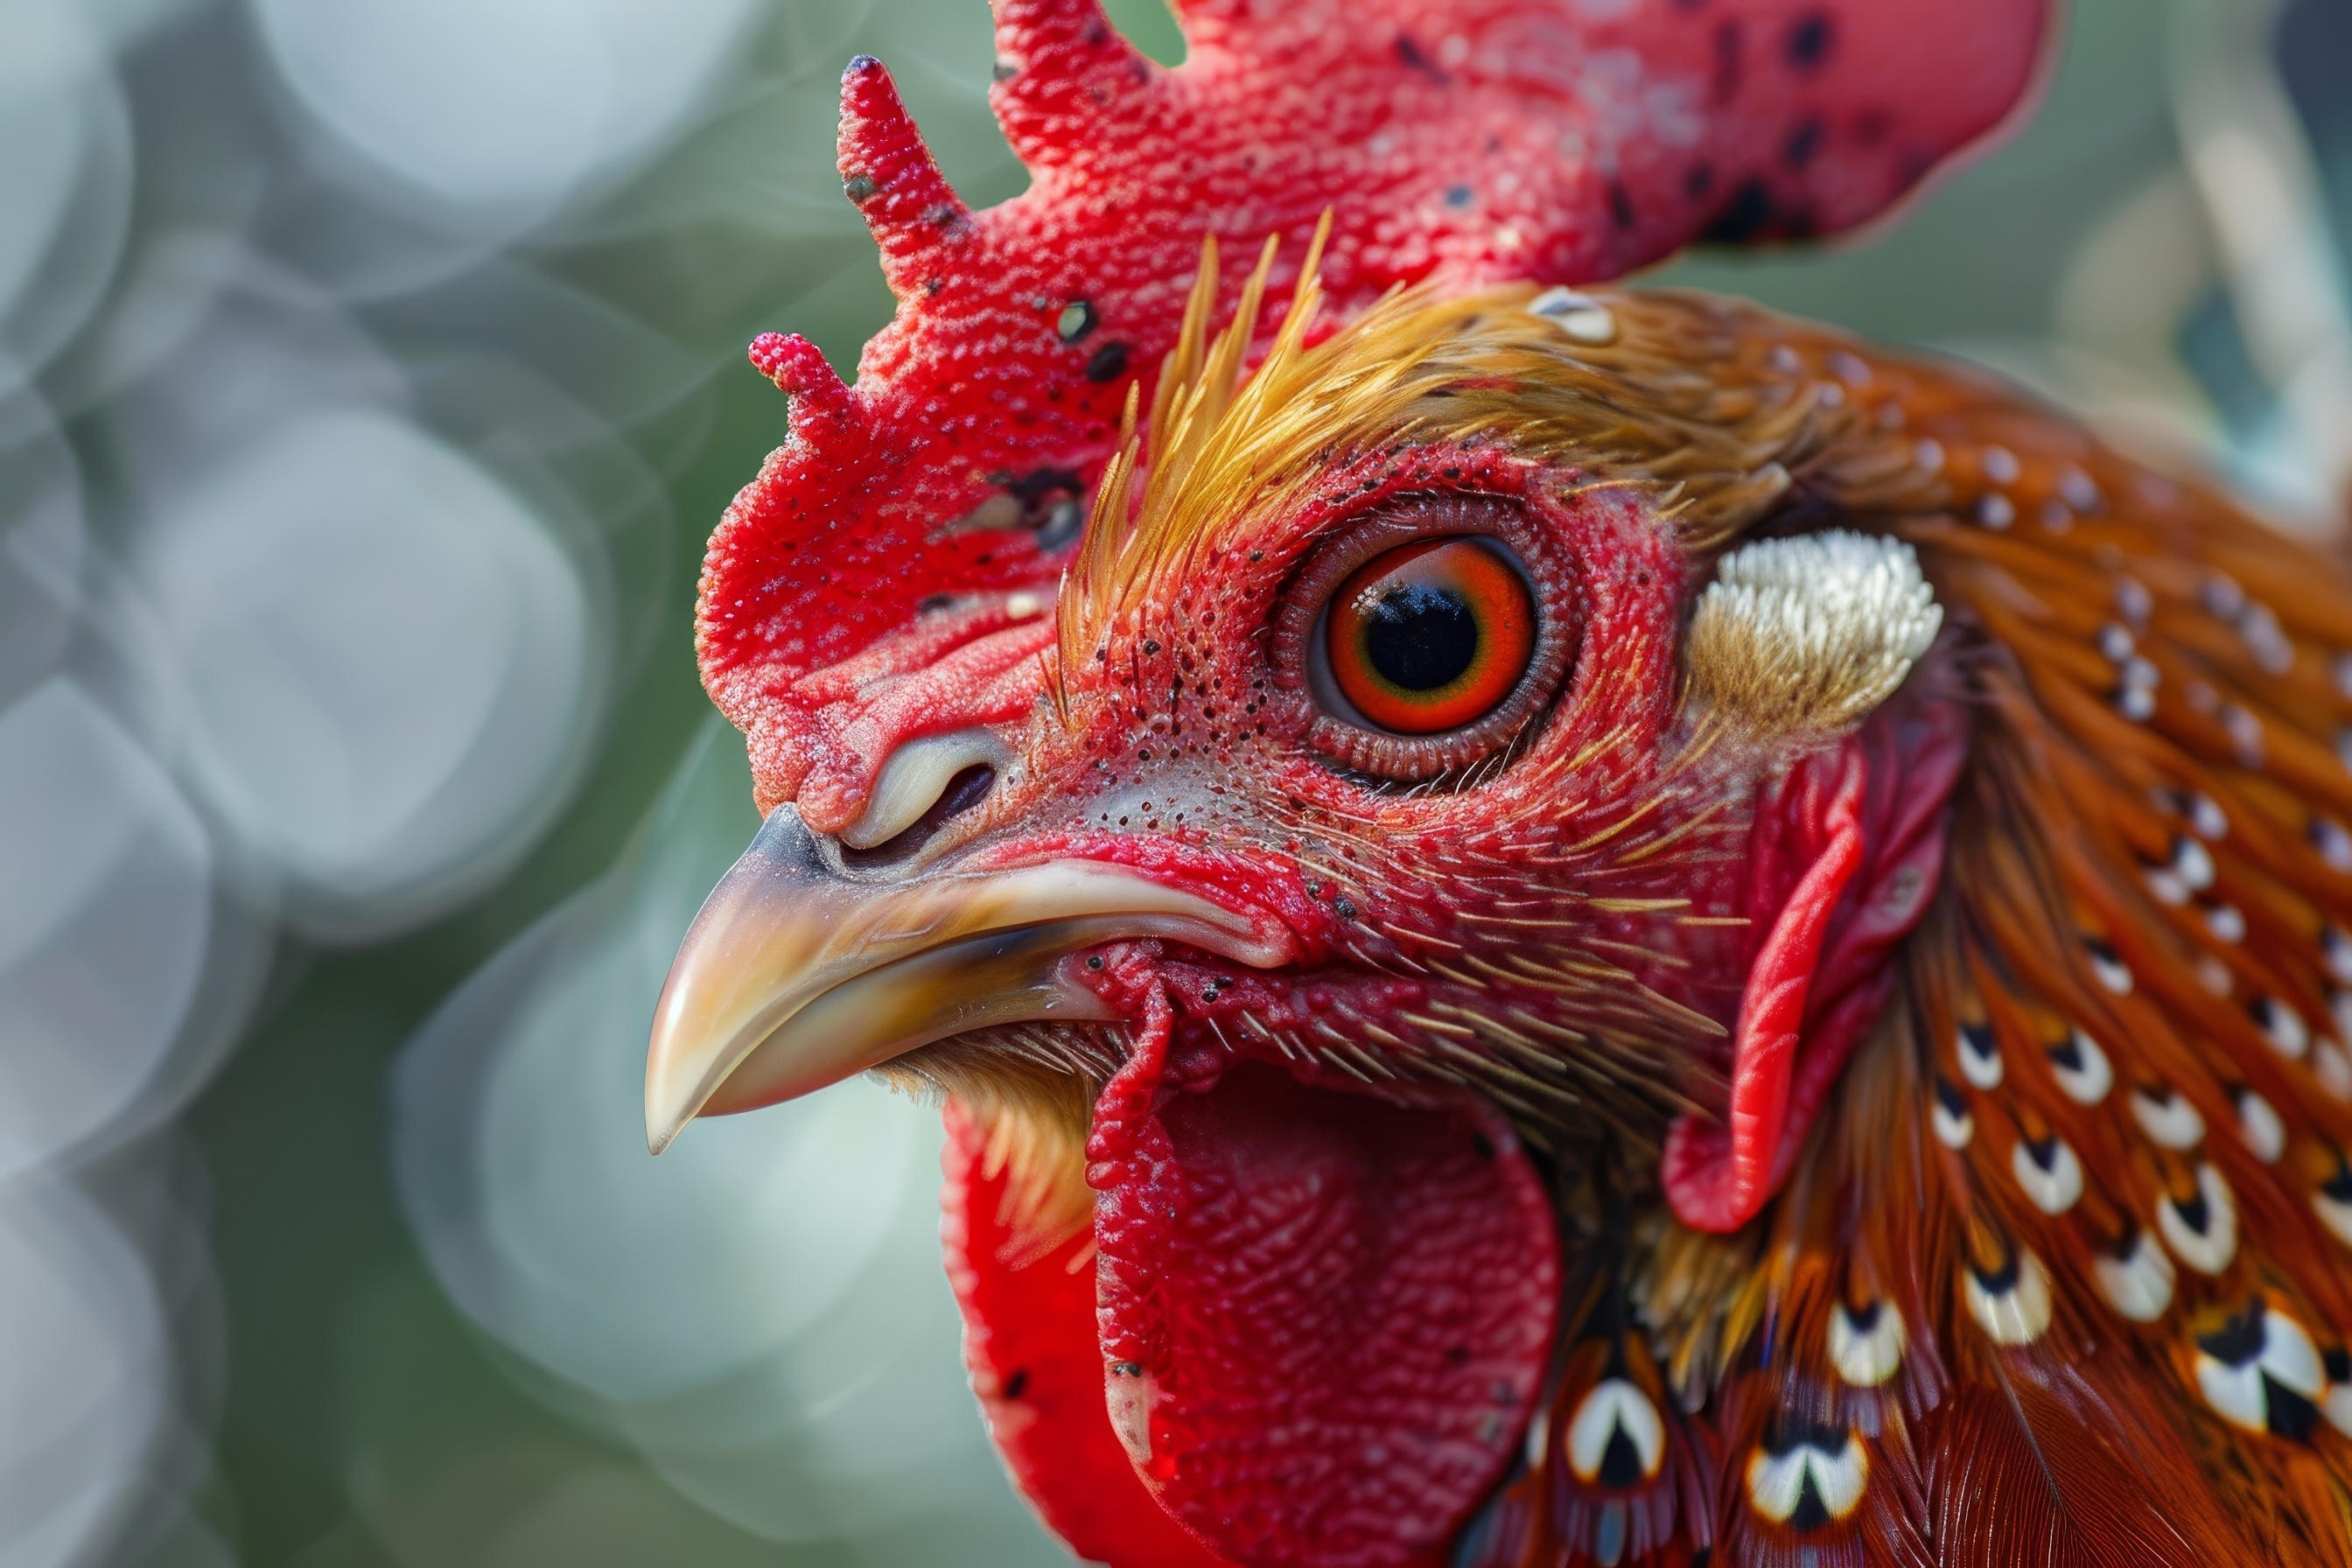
[942,971,1561,1568]
[1659,664,1970,1232]
[1777,667,1970,1158]
[943,1102,1238,1568]
[1659,737,1867,1233]
[1086,1003,1559,1568]
[737,436,1879,1559]
[724,428,1965,1559]
[696,0,2051,811]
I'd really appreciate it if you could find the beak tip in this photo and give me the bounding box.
[643,1056,693,1156]
[643,1082,690,1157]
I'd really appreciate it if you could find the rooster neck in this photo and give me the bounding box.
[1472,318,2352,1568]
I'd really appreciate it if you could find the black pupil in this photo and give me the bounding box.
[1362,583,1479,690]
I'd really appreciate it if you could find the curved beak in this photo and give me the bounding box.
[643,808,1280,1153]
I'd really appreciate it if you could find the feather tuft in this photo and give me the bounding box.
[1683,531,1944,744]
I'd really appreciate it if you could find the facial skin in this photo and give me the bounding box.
[962,443,1733,1100]
[650,430,1757,1170]
[645,284,1960,1566]
[648,274,1967,1223]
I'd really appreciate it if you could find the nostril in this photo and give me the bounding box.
[840,726,1012,850]
[837,764,996,869]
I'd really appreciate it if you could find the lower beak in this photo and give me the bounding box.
[643,808,1278,1153]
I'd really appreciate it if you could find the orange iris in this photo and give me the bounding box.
[1326,537,1535,733]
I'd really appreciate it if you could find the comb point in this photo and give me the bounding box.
[748,332,858,450]
[836,55,970,295]
[990,0,1156,169]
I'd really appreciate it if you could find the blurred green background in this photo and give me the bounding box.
[3,0,2347,1564]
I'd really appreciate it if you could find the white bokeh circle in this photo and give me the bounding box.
[0,375,84,710]
[0,680,212,1186]
[250,0,762,214]
[0,1178,170,1568]
[128,408,598,940]
[0,0,133,372]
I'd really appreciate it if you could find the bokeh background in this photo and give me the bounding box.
[4,0,2349,1563]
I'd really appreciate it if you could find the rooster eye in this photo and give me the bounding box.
[1326,540,1536,733]
[1278,495,1578,782]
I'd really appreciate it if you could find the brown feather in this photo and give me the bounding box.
[973,276,2352,1563]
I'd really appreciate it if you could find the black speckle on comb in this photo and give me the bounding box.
[1393,32,1446,80]
[1703,178,1778,243]
[1084,341,1130,382]
[1787,10,1836,70]
[1607,179,1637,229]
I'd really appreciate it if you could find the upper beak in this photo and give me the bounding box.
[643,807,1282,1153]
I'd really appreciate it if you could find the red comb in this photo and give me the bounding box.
[698,0,2052,807]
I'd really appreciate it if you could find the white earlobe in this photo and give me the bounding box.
[1682,529,1942,740]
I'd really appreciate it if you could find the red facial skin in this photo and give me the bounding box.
[1079,970,1560,1568]
[958,444,1729,1110]
[807,439,1959,1564]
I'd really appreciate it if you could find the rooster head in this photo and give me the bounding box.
[620,5,2352,1568]
[650,262,1975,1563]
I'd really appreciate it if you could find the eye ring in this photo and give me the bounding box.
[1272,494,1580,781]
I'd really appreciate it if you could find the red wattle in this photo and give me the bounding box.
[1662,738,1868,1233]
[1089,1060,1559,1568]
[1661,674,1970,1233]
[943,1102,1236,1568]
